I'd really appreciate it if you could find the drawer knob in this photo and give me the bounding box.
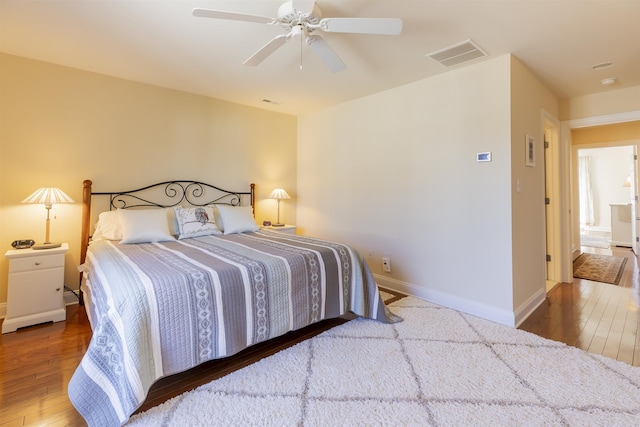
[35,262,41,266]
[56,288,61,292]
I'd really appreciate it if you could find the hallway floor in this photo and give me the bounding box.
[520,243,640,366]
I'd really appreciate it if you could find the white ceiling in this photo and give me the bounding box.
[1,0,639,116]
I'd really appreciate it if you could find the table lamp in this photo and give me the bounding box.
[22,187,74,249]
[267,188,291,227]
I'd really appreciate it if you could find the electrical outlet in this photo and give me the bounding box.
[382,257,391,272]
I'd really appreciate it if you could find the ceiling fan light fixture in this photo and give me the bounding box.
[600,77,617,86]
[291,25,305,39]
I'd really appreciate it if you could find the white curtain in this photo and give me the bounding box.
[579,155,595,227]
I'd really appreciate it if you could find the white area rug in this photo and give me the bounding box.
[128,297,640,426]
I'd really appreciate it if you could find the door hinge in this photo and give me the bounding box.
[546,254,551,262]
[545,197,550,205]
[544,140,549,149]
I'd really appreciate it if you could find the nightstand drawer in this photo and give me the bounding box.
[9,253,65,273]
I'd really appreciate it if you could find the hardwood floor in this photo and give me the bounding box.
[519,244,640,367]
[0,291,404,426]
[2,253,640,426]
[0,303,91,426]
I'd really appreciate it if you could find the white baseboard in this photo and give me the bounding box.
[0,290,79,320]
[513,287,546,328]
[375,274,542,328]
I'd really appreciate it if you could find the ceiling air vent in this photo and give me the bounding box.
[426,39,488,68]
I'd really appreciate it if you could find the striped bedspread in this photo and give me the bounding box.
[68,230,400,426]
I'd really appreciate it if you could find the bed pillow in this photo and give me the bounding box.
[174,206,221,239]
[92,210,122,241]
[118,208,175,244]
[215,205,258,235]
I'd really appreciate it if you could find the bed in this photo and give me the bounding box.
[68,179,400,427]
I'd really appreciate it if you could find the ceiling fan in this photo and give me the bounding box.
[193,0,403,73]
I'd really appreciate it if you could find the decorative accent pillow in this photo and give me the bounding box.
[118,208,175,244]
[215,205,258,235]
[174,206,221,239]
[92,210,122,241]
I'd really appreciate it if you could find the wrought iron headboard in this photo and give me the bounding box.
[79,179,255,304]
[94,180,254,210]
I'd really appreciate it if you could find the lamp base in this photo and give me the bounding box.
[32,242,62,250]
[271,223,285,227]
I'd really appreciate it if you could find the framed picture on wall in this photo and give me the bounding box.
[525,134,535,167]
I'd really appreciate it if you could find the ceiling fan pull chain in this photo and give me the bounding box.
[300,32,304,70]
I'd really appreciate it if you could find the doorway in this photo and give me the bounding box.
[559,114,640,286]
[576,145,636,251]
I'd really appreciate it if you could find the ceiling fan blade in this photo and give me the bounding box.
[307,35,346,73]
[243,34,289,66]
[292,0,316,15]
[319,17,403,35]
[192,8,274,24]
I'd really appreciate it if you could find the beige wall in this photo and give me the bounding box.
[572,121,640,145]
[0,53,297,306]
[298,55,549,325]
[560,86,640,121]
[509,56,560,312]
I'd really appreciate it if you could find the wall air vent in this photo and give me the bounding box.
[425,39,488,68]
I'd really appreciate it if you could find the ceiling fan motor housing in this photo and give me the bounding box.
[278,1,322,30]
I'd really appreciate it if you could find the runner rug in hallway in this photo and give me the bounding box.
[573,252,628,285]
[128,296,640,426]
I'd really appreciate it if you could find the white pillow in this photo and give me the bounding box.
[92,208,179,241]
[118,208,175,244]
[215,205,258,235]
[92,211,122,241]
[174,206,221,239]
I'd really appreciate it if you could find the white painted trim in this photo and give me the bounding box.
[375,275,516,327]
[63,290,81,306]
[567,111,640,129]
[514,287,546,328]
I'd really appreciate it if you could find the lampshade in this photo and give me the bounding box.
[267,188,291,227]
[22,187,75,206]
[623,176,631,187]
[22,187,74,249]
[267,188,291,200]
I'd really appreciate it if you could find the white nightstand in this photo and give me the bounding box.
[261,224,297,234]
[2,243,68,333]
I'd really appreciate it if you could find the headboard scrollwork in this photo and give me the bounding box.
[79,179,255,305]
[101,181,250,210]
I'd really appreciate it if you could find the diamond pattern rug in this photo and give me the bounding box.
[128,296,640,426]
[573,253,628,285]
